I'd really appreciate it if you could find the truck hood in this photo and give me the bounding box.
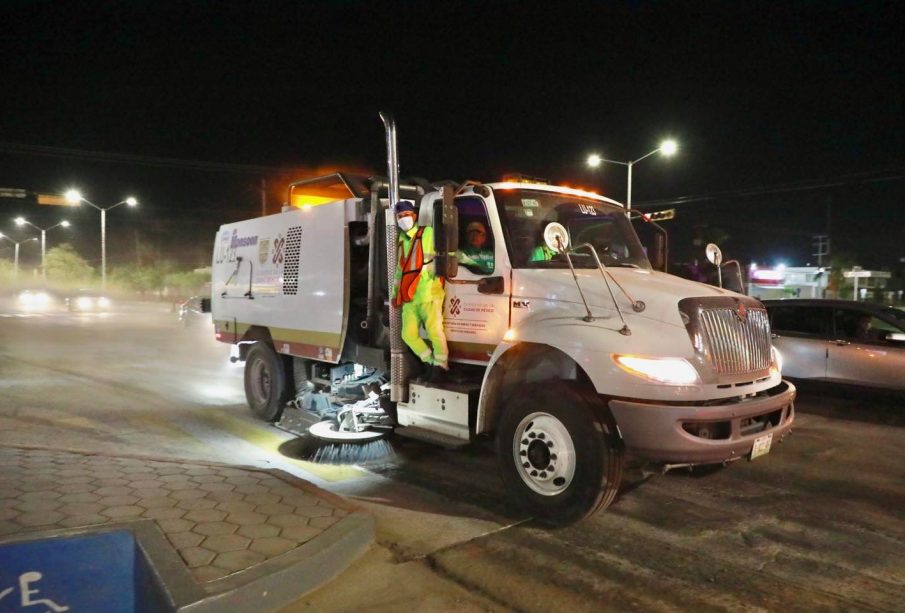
[512,267,742,328]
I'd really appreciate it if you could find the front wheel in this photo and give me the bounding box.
[497,383,624,527]
[244,343,292,422]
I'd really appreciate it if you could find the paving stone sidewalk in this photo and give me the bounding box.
[0,447,355,583]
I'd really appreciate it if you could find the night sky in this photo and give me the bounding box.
[1,1,903,273]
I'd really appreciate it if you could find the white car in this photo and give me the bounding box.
[763,299,905,391]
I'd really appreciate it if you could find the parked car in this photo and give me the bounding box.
[762,299,905,391]
[66,289,112,312]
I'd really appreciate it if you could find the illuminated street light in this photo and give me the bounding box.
[14,216,72,281]
[64,189,139,287]
[0,233,39,280]
[585,139,679,210]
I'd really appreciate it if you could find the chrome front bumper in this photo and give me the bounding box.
[608,380,796,464]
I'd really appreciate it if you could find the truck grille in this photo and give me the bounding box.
[678,297,773,377]
[698,306,772,375]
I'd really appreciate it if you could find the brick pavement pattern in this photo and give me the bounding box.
[0,448,349,582]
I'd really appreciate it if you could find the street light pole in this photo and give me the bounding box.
[14,217,70,281]
[0,234,38,280]
[64,191,137,288]
[586,139,678,210]
[101,207,106,287]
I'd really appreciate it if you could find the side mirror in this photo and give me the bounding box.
[433,185,459,278]
[544,222,570,253]
[705,243,724,288]
[200,297,212,313]
[705,243,723,266]
[640,229,669,272]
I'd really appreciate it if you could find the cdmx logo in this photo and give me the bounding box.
[272,236,285,265]
[449,296,462,316]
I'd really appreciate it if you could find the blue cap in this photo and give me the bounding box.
[396,200,416,214]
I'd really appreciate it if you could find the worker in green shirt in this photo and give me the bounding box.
[529,243,556,262]
[458,221,494,274]
[392,200,448,375]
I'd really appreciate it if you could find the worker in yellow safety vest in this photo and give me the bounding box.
[392,200,449,377]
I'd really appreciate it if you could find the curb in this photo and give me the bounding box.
[0,446,375,612]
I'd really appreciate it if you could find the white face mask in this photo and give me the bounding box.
[397,216,415,232]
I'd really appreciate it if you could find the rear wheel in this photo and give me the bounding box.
[244,343,292,422]
[497,383,624,527]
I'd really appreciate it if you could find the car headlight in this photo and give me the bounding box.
[612,354,701,385]
[77,297,92,309]
[770,346,783,374]
[19,292,50,309]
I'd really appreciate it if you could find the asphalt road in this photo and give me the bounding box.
[1,300,903,611]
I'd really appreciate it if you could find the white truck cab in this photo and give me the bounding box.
[210,115,794,526]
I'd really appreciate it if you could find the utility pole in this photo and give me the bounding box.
[813,235,830,267]
[261,178,267,216]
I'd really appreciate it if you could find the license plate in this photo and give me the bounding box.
[750,433,773,460]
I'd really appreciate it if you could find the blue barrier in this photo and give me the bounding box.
[0,530,170,613]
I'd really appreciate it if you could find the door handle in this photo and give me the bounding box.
[478,276,505,295]
[831,339,850,346]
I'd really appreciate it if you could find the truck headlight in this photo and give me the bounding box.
[770,346,783,374]
[612,354,701,385]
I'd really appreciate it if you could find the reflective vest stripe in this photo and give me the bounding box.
[395,228,425,306]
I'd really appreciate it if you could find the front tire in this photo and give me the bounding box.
[497,383,624,527]
[244,343,292,422]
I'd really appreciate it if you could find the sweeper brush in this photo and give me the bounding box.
[295,392,395,465]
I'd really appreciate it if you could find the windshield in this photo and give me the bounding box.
[494,188,651,269]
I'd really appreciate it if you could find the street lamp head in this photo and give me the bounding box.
[125,197,138,207]
[586,153,602,168]
[65,189,83,205]
[14,217,26,226]
[61,220,71,228]
[659,139,678,157]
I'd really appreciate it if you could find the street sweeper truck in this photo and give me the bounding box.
[210,112,795,526]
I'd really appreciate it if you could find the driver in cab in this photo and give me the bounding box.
[458,221,494,274]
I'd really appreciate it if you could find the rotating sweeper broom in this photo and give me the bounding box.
[293,382,397,464]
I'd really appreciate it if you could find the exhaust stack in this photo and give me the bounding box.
[379,112,409,402]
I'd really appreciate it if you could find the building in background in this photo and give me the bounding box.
[747,265,828,300]
[748,264,895,303]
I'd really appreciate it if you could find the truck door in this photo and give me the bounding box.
[443,195,510,365]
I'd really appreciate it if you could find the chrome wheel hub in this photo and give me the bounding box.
[513,412,576,496]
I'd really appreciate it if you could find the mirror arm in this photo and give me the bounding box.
[557,237,596,323]
[572,242,633,335]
